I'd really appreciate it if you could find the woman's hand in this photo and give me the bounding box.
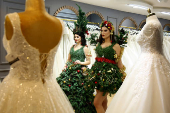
[74,60,82,65]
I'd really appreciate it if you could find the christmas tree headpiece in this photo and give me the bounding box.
[100,21,115,34]
[73,4,89,35]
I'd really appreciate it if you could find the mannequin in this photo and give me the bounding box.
[5,0,63,71]
[5,0,62,52]
[106,9,170,113]
[143,9,161,37]
[0,0,75,112]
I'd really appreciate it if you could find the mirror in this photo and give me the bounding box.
[86,11,105,27]
[163,24,170,32]
[119,17,138,30]
[87,14,102,25]
[138,19,146,30]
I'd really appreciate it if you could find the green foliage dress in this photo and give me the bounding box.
[86,43,124,96]
[57,45,96,113]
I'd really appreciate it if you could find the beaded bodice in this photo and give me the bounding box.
[95,43,116,60]
[3,13,62,80]
[70,45,85,62]
[137,20,163,54]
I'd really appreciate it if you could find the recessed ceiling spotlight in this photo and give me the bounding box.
[127,4,149,10]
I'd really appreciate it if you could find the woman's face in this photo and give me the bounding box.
[74,34,81,43]
[101,27,111,39]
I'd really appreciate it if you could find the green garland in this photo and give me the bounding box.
[87,33,98,46]
[115,28,128,47]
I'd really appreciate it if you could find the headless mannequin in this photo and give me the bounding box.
[144,10,160,36]
[5,0,63,74]
[146,15,159,23]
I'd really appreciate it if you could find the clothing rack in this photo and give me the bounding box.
[120,26,137,30]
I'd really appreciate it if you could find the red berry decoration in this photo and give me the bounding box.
[69,85,71,87]
[97,73,100,76]
[95,81,97,84]
[77,70,80,73]
[82,83,84,85]
[90,102,91,104]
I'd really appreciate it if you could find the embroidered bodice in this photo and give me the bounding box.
[137,20,163,54]
[3,13,62,80]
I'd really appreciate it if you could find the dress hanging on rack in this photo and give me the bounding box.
[163,32,170,63]
[122,29,141,75]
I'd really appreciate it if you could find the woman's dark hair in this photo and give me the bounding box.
[98,25,115,45]
[74,32,87,46]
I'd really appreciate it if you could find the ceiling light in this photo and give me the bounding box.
[157,0,162,2]
[127,4,149,10]
[161,12,170,15]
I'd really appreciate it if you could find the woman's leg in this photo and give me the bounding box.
[102,97,108,111]
[94,90,108,113]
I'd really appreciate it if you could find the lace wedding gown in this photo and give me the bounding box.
[0,13,74,113]
[106,19,170,113]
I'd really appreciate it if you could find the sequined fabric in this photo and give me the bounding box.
[106,20,170,113]
[0,13,74,113]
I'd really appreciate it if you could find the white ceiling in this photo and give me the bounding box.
[72,0,170,20]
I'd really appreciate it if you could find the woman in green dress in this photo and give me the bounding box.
[87,21,126,113]
[57,4,96,113]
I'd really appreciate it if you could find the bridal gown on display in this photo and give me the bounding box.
[53,26,74,78]
[122,31,141,74]
[163,34,170,63]
[0,13,74,113]
[106,17,170,113]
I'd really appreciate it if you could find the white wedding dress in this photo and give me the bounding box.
[0,13,74,113]
[163,34,170,63]
[106,16,170,113]
[122,32,141,74]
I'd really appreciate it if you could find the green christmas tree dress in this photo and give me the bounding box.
[57,45,96,113]
[86,42,124,96]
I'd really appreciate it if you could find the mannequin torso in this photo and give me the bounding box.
[144,15,160,36]
[5,0,63,71]
[5,0,62,53]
